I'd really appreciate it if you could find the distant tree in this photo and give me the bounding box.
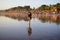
[24,6,31,10]
[40,5,46,10]
[38,5,50,10]
[50,3,60,10]
[56,3,60,10]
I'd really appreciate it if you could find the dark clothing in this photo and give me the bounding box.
[28,12,32,19]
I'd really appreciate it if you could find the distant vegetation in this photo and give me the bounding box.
[38,3,60,10]
[0,3,60,16]
[4,6,31,12]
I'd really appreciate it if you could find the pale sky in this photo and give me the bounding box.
[0,0,60,10]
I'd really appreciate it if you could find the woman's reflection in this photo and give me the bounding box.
[27,12,32,36]
[28,20,32,36]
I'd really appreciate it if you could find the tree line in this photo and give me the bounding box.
[38,3,60,10]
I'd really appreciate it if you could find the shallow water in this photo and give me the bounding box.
[0,16,60,40]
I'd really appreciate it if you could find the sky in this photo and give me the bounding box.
[0,0,60,10]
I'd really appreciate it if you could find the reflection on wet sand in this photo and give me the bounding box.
[0,12,60,40]
[27,20,32,36]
